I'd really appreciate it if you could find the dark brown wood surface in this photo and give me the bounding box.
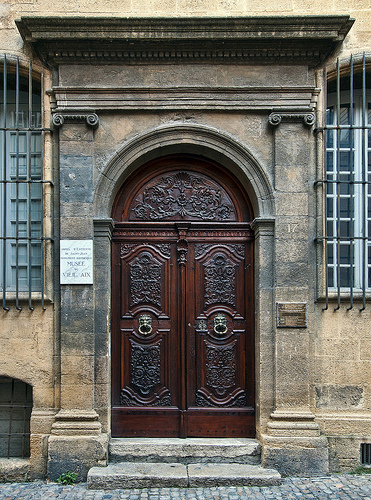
[111,156,255,438]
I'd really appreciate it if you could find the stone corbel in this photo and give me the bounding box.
[268,112,315,127]
[52,112,99,129]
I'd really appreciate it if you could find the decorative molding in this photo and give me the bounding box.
[268,112,316,127]
[130,341,161,395]
[50,87,317,113]
[204,254,236,308]
[52,112,99,129]
[129,251,162,308]
[93,218,114,239]
[51,410,102,436]
[195,391,247,407]
[120,243,171,259]
[16,16,354,68]
[130,171,237,222]
[195,243,244,258]
[251,218,275,237]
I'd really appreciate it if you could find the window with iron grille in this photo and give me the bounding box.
[0,376,32,458]
[0,55,51,310]
[320,54,371,309]
[361,443,371,465]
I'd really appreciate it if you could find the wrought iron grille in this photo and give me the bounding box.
[0,55,52,310]
[0,377,32,459]
[361,443,371,465]
[317,53,371,310]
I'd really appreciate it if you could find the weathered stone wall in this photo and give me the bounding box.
[0,307,56,478]
[0,0,370,480]
[313,306,371,471]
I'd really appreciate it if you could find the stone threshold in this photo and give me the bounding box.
[109,437,262,464]
[87,462,281,489]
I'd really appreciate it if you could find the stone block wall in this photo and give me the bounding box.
[0,0,370,480]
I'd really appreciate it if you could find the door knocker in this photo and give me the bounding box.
[138,314,152,335]
[213,313,228,336]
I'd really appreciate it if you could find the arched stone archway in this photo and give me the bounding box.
[94,123,274,220]
[91,125,275,452]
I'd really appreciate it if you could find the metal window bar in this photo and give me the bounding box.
[0,55,53,310]
[316,52,370,310]
[0,378,32,459]
[361,54,367,311]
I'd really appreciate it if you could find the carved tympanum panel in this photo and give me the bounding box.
[129,171,237,221]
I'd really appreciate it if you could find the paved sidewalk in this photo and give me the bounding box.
[1,474,371,499]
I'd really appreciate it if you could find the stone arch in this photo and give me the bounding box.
[94,123,274,220]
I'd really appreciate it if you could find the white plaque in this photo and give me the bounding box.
[60,240,93,285]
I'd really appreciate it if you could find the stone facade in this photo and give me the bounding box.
[0,0,371,481]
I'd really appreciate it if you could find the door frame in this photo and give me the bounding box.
[110,155,256,437]
[92,123,275,443]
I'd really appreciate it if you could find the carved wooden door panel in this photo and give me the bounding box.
[111,233,182,436]
[185,230,255,437]
[111,156,255,438]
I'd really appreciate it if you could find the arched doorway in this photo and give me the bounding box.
[111,154,255,437]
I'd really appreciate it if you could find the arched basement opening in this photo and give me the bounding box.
[0,376,32,458]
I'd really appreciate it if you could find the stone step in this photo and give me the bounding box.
[109,437,261,465]
[87,462,281,489]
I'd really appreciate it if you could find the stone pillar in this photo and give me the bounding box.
[47,116,108,482]
[261,115,328,476]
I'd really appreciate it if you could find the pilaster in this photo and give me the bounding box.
[48,121,108,481]
[260,118,328,476]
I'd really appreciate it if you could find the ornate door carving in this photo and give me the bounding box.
[111,156,254,437]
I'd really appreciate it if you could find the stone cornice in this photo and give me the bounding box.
[16,16,354,68]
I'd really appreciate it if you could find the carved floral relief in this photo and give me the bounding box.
[130,171,237,221]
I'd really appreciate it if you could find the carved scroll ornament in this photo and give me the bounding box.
[130,171,237,221]
[204,254,236,307]
[129,252,162,308]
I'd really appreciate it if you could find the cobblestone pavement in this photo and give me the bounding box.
[1,475,371,500]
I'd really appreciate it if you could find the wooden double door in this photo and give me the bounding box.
[111,157,255,437]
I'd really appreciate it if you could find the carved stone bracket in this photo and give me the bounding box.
[52,112,99,129]
[268,112,315,127]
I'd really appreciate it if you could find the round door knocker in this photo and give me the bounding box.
[138,314,152,335]
[213,313,228,336]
